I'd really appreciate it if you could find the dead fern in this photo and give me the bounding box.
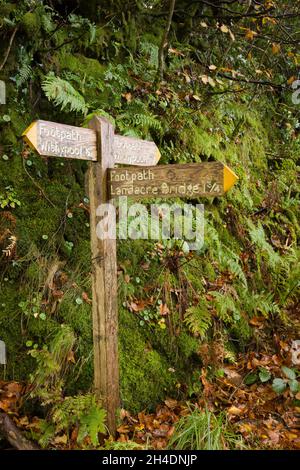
[2,235,17,258]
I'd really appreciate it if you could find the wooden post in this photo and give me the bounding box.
[88,116,119,435]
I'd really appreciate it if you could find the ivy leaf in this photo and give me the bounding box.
[259,368,271,383]
[272,378,287,394]
[244,372,257,385]
[281,366,296,380]
[288,380,300,394]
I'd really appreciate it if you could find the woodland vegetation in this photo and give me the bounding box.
[0,0,299,450]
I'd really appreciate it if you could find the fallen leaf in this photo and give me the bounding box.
[117,424,130,434]
[168,48,184,57]
[220,24,229,33]
[272,43,281,54]
[245,29,258,40]
[249,316,265,327]
[82,291,92,304]
[54,434,68,445]
[159,303,170,316]
[266,429,280,444]
[228,405,246,416]
[223,368,243,386]
[164,398,178,409]
[67,350,76,363]
[122,92,132,102]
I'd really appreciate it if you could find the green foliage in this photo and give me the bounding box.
[0,185,21,208]
[77,405,106,445]
[21,11,41,37]
[0,0,299,422]
[210,291,240,324]
[104,439,145,450]
[272,367,300,395]
[184,301,212,338]
[168,406,243,450]
[36,395,106,448]
[242,290,280,319]
[248,221,281,271]
[42,73,88,114]
[119,308,176,413]
[28,325,76,404]
[51,395,106,445]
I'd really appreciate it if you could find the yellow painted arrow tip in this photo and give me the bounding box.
[155,148,161,164]
[22,121,36,137]
[22,121,38,152]
[223,164,238,192]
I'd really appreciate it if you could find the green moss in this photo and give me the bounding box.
[176,331,199,360]
[0,3,16,18]
[119,308,175,413]
[55,53,106,79]
[9,109,27,137]
[202,261,217,282]
[21,12,41,38]
[0,126,17,145]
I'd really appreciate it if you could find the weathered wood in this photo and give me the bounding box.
[23,119,161,166]
[0,340,6,365]
[114,134,160,166]
[0,413,39,450]
[88,116,119,436]
[22,120,97,161]
[108,162,238,199]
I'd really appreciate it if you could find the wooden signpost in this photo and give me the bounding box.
[23,120,161,166]
[0,340,6,365]
[108,162,237,199]
[23,116,238,436]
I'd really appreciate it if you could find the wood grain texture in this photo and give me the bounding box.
[108,162,226,199]
[0,340,6,364]
[113,134,160,166]
[23,120,161,166]
[23,120,97,161]
[88,116,119,435]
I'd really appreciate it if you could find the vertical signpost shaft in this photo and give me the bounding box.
[88,116,119,435]
[22,115,238,438]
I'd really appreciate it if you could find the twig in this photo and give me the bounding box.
[216,72,285,89]
[22,156,56,208]
[157,0,176,82]
[0,26,19,72]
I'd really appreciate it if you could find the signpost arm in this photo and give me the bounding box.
[88,116,119,435]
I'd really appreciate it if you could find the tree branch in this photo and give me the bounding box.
[157,0,176,82]
[217,72,285,89]
[0,26,19,72]
[0,413,39,450]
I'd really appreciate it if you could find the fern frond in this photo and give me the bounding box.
[78,406,106,446]
[248,221,281,270]
[184,300,212,338]
[140,40,158,68]
[42,73,88,114]
[220,246,247,287]
[210,291,240,324]
[16,64,32,87]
